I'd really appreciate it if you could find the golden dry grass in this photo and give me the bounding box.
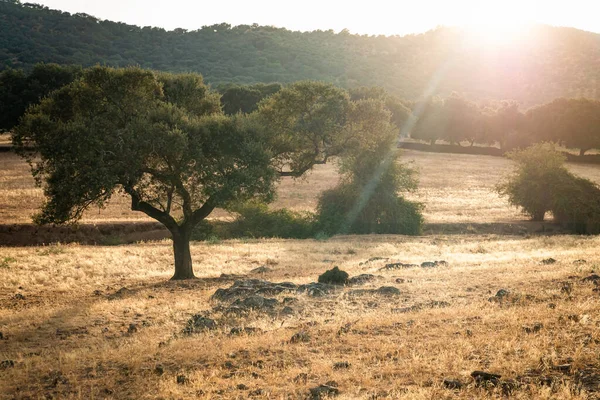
[1,236,600,399]
[2,149,600,399]
[2,149,600,225]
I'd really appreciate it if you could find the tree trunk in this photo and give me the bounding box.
[429,138,436,146]
[171,229,195,280]
[580,148,588,156]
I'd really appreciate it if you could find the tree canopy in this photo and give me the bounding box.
[13,66,277,279]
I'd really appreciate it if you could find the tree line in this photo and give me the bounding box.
[2,0,600,105]
[3,63,600,156]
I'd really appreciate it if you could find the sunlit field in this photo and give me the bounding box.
[1,149,600,398]
[1,235,600,398]
[3,149,600,226]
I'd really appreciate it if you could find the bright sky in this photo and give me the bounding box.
[34,0,599,36]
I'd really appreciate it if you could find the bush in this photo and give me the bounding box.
[497,143,600,233]
[318,267,349,285]
[496,143,567,221]
[226,201,316,239]
[316,177,423,236]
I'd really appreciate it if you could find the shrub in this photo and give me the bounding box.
[496,143,568,221]
[497,143,600,233]
[316,158,423,236]
[226,200,316,239]
[318,267,349,285]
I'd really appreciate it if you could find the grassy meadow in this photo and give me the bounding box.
[1,150,600,399]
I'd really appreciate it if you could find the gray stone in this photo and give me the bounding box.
[182,315,217,335]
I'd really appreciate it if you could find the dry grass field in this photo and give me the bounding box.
[1,149,600,399]
[3,149,600,225]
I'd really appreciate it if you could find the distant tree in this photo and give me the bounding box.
[0,63,82,132]
[487,101,525,151]
[219,83,282,115]
[525,98,600,155]
[349,86,411,132]
[13,66,277,280]
[497,143,600,232]
[440,94,479,145]
[410,97,445,145]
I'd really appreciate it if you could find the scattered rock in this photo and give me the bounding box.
[347,274,379,286]
[333,361,350,370]
[471,370,501,386]
[230,295,278,311]
[229,327,263,336]
[548,303,557,309]
[560,282,573,295]
[127,324,138,334]
[574,368,600,393]
[395,278,405,284]
[443,379,462,390]
[318,267,349,285]
[392,300,450,313]
[290,331,311,344]
[280,306,295,316]
[359,257,388,266]
[0,360,15,369]
[574,259,587,265]
[237,383,248,390]
[45,371,69,388]
[309,383,339,399]
[582,274,600,284]
[542,258,557,265]
[176,375,189,385]
[250,266,272,274]
[182,315,217,335]
[14,293,25,300]
[108,287,132,300]
[297,282,341,297]
[154,365,164,375]
[381,262,418,270]
[347,286,401,297]
[489,289,510,302]
[523,322,543,334]
[375,286,401,296]
[212,280,297,301]
[92,290,103,296]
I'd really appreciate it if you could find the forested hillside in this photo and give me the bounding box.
[1,0,600,105]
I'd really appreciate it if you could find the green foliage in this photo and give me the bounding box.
[316,176,424,235]
[496,144,566,221]
[525,98,600,155]
[226,201,316,239]
[256,81,352,176]
[318,266,349,285]
[497,144,600,232]
[13,65,277,232]
[2,2,599,106]
[0,63,82,132]
[219,83,282,115]
[316,98,423,236]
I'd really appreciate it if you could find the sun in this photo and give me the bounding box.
[464,21,530,46]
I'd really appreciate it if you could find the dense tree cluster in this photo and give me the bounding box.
[1,1,600,105]
[411,94,600,155]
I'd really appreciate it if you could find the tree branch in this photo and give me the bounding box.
[123,185,179,232]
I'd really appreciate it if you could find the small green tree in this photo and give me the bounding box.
[496,143,600,231]
[317,99,423,235]
[496,144,567,221]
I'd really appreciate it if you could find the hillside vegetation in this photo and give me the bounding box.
[1,1,600,105]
